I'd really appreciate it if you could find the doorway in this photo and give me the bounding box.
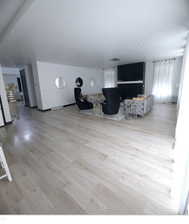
[2,66,33,122]
[20,69,30,107]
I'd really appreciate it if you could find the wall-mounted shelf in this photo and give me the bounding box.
[117,80,143,85]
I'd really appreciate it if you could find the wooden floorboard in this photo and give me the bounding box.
[0,103,177,214]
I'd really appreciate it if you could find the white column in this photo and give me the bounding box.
[173,37,189,214]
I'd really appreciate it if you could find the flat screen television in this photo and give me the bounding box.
[118,62,145,81]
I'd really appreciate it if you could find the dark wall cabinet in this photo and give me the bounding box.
[117,62,145,99]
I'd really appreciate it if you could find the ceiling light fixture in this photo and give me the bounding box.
[110,58,120,62]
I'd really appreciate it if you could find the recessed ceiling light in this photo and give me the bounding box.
[110,58,120,62]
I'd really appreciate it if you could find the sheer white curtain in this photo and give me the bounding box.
[104,68,117,88]
[152,59,176,103]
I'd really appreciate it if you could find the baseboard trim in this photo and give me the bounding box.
[64,103,76,108]
[38,109,52,112]
[29,106,38,109]
[5,121,13,125]
[0,121,13,128]
[37,104,75,112]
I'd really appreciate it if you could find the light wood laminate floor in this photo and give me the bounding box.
[0,103,177,214]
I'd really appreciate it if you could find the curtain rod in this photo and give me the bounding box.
[152,57,176,63]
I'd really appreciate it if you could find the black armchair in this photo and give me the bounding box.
[74,88,93,110]
[102,88,120,115]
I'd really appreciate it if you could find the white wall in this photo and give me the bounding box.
[173,38,189,214]
[0,65,12,123]
[177,57,185,110]
[32,61,43,109]
[34,61,104,110]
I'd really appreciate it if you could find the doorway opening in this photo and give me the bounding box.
[2,65,36,122]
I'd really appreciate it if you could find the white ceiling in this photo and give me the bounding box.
[0,0,189,68]
[0,0,25,35]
